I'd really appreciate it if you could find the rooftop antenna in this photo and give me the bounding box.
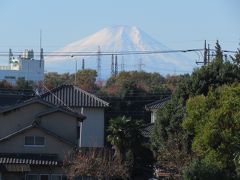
[40,30,44,64]
[9,49,13,63]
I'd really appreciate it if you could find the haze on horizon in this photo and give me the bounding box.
[0,0,239,74]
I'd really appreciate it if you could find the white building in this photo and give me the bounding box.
[0,49,44,84]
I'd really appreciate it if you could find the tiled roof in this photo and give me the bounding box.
[40,84,109,108]
[0,98,85,120]
[0,88,34,108]
[141,123,154,138]
[35,107,85,120]
[145,97,170,110]
[0,124,76,147]
[0,98,55,114]
[0,153,59,165]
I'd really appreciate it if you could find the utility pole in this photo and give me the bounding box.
[114,55,118,76]
[196,40,208,66]
[207,44,210,64]
[203,40,207,65]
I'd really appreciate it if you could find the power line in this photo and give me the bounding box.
[0,48,237,57]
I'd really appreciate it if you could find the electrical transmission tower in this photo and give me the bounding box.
[82,59,85,70]
[111,54,114,76]
[137,58,145,71]
[97,46,101,81]
[114,55,118,76]
[121,56,125,72]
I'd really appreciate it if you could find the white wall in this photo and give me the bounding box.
[0,59,44,84]
[151,109,157,123]
[74,107,105,147]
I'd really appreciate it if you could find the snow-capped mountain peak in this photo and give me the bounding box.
[46,26,196,76]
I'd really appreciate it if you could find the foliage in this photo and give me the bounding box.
[44,72,73,89]
[107,116,154,178]
[44,69,98,92]
[0,80,12,88]
[107,116,143,158]
[104,71,166,96]
[16,77,33,89]
[151,42,240,177]
[64,148,129,179]
[75,69,98,92]
[182,84,240,178]
[102,71,171,123]
[165,74,186,92]
[182,160,228,180]
[231,48,240,66]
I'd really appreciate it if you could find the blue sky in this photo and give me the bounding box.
[0,0,239,70]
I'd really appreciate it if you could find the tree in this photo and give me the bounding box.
[44,72,73,89]
[182,84,240,179]
[107,116,154,178]
[75,69,97,92]
[151,42,240,177]
[0,80,12,89]
[107,116,143,159]
[101,71,170,123]
[64,148,129,179]
[16,77,33,89]
[231,48,240,66]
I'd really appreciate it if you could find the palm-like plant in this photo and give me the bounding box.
[107,116,143,159]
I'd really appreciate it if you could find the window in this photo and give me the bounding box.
[26,175,38,180]
[25,136,35,145]
[35,136,45,145]
[27,174,67,180]
[40,175,49,180]
[25,136,45,146]
[51,175,61,180]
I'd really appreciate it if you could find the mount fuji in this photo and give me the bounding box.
[46,26,196,77]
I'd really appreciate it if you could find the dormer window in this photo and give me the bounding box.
[25,136,45,146]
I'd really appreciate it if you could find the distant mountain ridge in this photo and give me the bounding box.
[46,26,196,77]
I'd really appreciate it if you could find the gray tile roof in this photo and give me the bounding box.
[145,97,170,110]
[0,124,76,147]
[35,106,85,120]
[41,84,109,108]
[141,123,154,138]
[0,153,59,165]
[0,98,85,120]
[0,88,34,108]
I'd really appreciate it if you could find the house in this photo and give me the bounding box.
[40,84,109,147]
[0,88,34,109]
[0,98,85,180]
[145,97,170,124]
[142,97,170,138]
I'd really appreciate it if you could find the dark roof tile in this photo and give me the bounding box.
[0,153,60,165]
[41,84,109,108]
[145,97,170,110]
